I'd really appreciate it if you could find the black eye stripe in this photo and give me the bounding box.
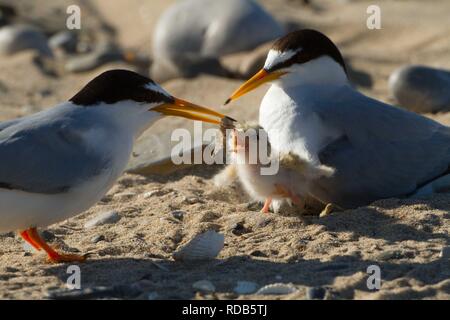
[70,69,173,107]
[267,29,347,74]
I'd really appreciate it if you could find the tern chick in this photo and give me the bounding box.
[214,122,334,213]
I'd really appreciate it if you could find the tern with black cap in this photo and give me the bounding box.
[225,29,450,209]
[0,69,225,263]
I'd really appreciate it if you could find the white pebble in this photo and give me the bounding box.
[84,211,121,229]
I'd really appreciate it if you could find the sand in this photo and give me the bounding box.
[0,0,449,300]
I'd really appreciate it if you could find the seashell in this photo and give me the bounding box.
[255,283,298,295]
[173,230,224,261]
[192,280,216,293]
[233,281,258,295]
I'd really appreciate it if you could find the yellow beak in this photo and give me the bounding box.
[225,69,287,105]
[152,98,225,125]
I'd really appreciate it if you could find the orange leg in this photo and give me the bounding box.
[20,230,41,251]
[261,197,272,213]
[21,228,87,263]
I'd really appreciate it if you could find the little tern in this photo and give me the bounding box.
[225,29,450,209]
[0,69,225,262]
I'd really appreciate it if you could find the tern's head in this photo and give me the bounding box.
[225,29,348,104]
[70,69,224,127]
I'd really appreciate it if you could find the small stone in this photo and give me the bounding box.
[143,189,167,198]
[375,250,403,261]
[0,231,14,238]
[0,24,52,57]
[233,281,258,295]
[40,230,55,242]
[183,196,202,205]
[46,287,114,300]
[439,247,450,259]
[250,250,267,258]
[170,210,186,221]
[230,222,251,236]
[5,267,19,273]
[192,280,216,293]
[252,216,271,228]
[65,42,123,73]
[246,201,261,211]
[91,235,105,243]
[48,31,78,54]
[84,211,121,229]
[306,287,326,300]
[199,211,221,222]
[23,242,36,253]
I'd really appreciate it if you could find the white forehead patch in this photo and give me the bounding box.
[264,49,302,70]
[144,82,172,98]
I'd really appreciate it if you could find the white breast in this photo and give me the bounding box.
[259,84,342,163]
[0,125,134,233]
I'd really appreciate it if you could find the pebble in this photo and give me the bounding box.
[183,196,202,205]
[192,280,216,293]
[40,230,55,242]
[389,65,450,113]
[306,287,327,300]
[375,250,403,261]
[5,267,19,273]
[255,283,298,295]
[48,31,78,54]
[65,42,123,73]
[91,235,105,243]
[439,247,450,259]
[23,242,36,253]
[143,189,167,198]
[233,281,258,295]
[0,24,52,57]
[230,222,251,236]
[84,211,121,229]
[170,210,186,221]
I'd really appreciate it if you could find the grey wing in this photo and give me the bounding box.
[0,120,111,194]
[312,87,450,208]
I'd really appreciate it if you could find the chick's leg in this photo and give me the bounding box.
[261,197,272,213]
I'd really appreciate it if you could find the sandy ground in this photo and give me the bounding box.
[0,0,449,299]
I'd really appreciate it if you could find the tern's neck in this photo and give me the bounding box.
[73,101,161,140]
[275,56,348,89]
